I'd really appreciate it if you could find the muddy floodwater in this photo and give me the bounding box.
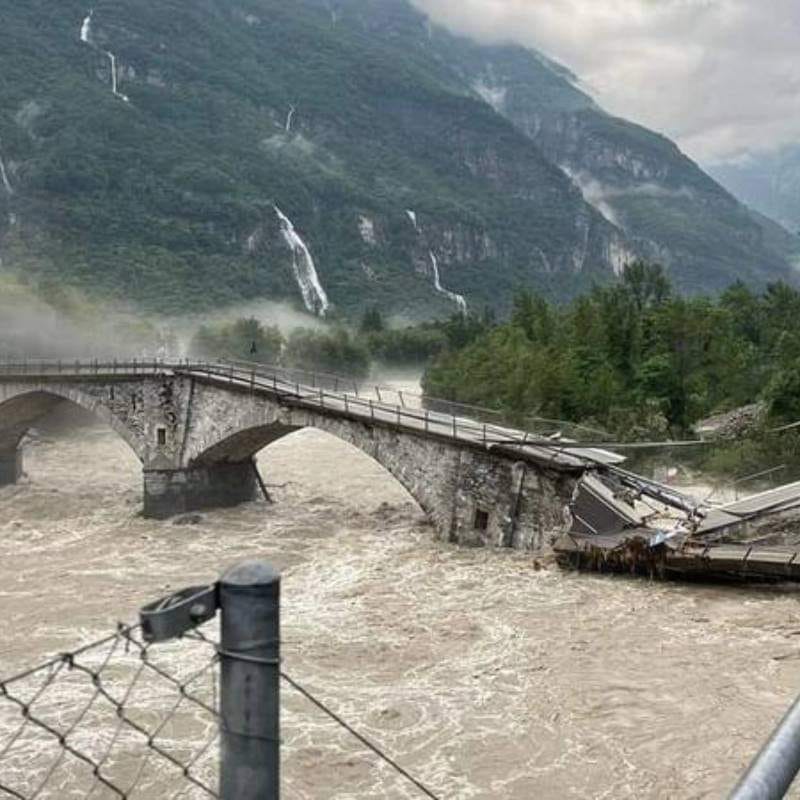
[3,415,800,799]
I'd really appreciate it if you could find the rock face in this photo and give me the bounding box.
[0,0,795,318]
[441,40,799,294]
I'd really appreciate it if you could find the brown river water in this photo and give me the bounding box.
[2,411,800,799]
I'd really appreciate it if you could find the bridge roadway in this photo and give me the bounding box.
[0,359,622,551]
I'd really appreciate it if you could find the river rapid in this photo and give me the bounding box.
[3,411,800,799]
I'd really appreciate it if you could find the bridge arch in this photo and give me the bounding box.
[178,381,467,532]
[0,384,148,464]
[185,415,452,527]
[171,378,581,545]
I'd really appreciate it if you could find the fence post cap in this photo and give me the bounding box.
[221,560,280,589]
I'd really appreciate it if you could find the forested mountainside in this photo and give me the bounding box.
[0,0,796,318]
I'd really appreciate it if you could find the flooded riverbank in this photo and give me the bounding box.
[2,417,800,798]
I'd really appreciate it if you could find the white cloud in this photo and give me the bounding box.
[412,0,800,164]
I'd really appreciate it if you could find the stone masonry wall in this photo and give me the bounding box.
[143,461,258,519]
[0,376,580,550]
[184,381,578,550]
[0,376,195,470]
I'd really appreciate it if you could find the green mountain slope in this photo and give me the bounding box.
[0,0,795,319]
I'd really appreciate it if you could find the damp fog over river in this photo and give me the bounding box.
[3,397,800,798]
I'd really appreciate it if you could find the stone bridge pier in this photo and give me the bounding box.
[142,461,259,519]
[0,369,593,552]
[0,446,22,485]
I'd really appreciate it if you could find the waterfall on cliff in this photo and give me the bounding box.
[0,155,13,196]
[429,251,467,314]
[106,52,130,102]
[274,206,331,316]
[79,10,129,103]
[405,209,467,314]
[80,11,92,43]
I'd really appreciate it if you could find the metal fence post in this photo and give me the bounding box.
[219,560,281,800]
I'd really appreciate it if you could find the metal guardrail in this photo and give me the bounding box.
[0,356,606,442]
[0,358,608,469]
[188,361,617,468]
[223,358,612,441]
[193,361,573,461]
[703,465,790,504]
[730,690,800,799]
[220,357,508,422]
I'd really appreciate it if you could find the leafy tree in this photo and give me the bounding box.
[765,365,800,422]
[511,290,555,345]
[284,327,370,378]
[364,327,447,364]
[360,307,385,334]
[621,260,671,313]
[189,317,284,363]
[423,266,800,443]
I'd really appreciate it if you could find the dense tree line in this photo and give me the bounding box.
[189,318,372,378]
[422,262,800,441]
[187,306,488,378]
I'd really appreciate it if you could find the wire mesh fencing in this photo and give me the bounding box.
[1,562,442,800]
[0,623,221,800]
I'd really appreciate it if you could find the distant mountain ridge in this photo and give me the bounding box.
[0,0,796,318]
[435,34,800,294]
[710,147,800,236]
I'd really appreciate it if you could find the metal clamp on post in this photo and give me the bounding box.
[140,584,219,643]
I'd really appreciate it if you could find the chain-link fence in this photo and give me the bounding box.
[0,623,220,799]
[0,561,440,800]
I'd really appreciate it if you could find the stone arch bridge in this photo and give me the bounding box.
[0,361,620,550]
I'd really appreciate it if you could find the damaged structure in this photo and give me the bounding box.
[555,466,800,582]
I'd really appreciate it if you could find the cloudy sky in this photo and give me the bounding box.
[414,0,800,165]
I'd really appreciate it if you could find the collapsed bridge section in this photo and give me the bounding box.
[556,467,800,582]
